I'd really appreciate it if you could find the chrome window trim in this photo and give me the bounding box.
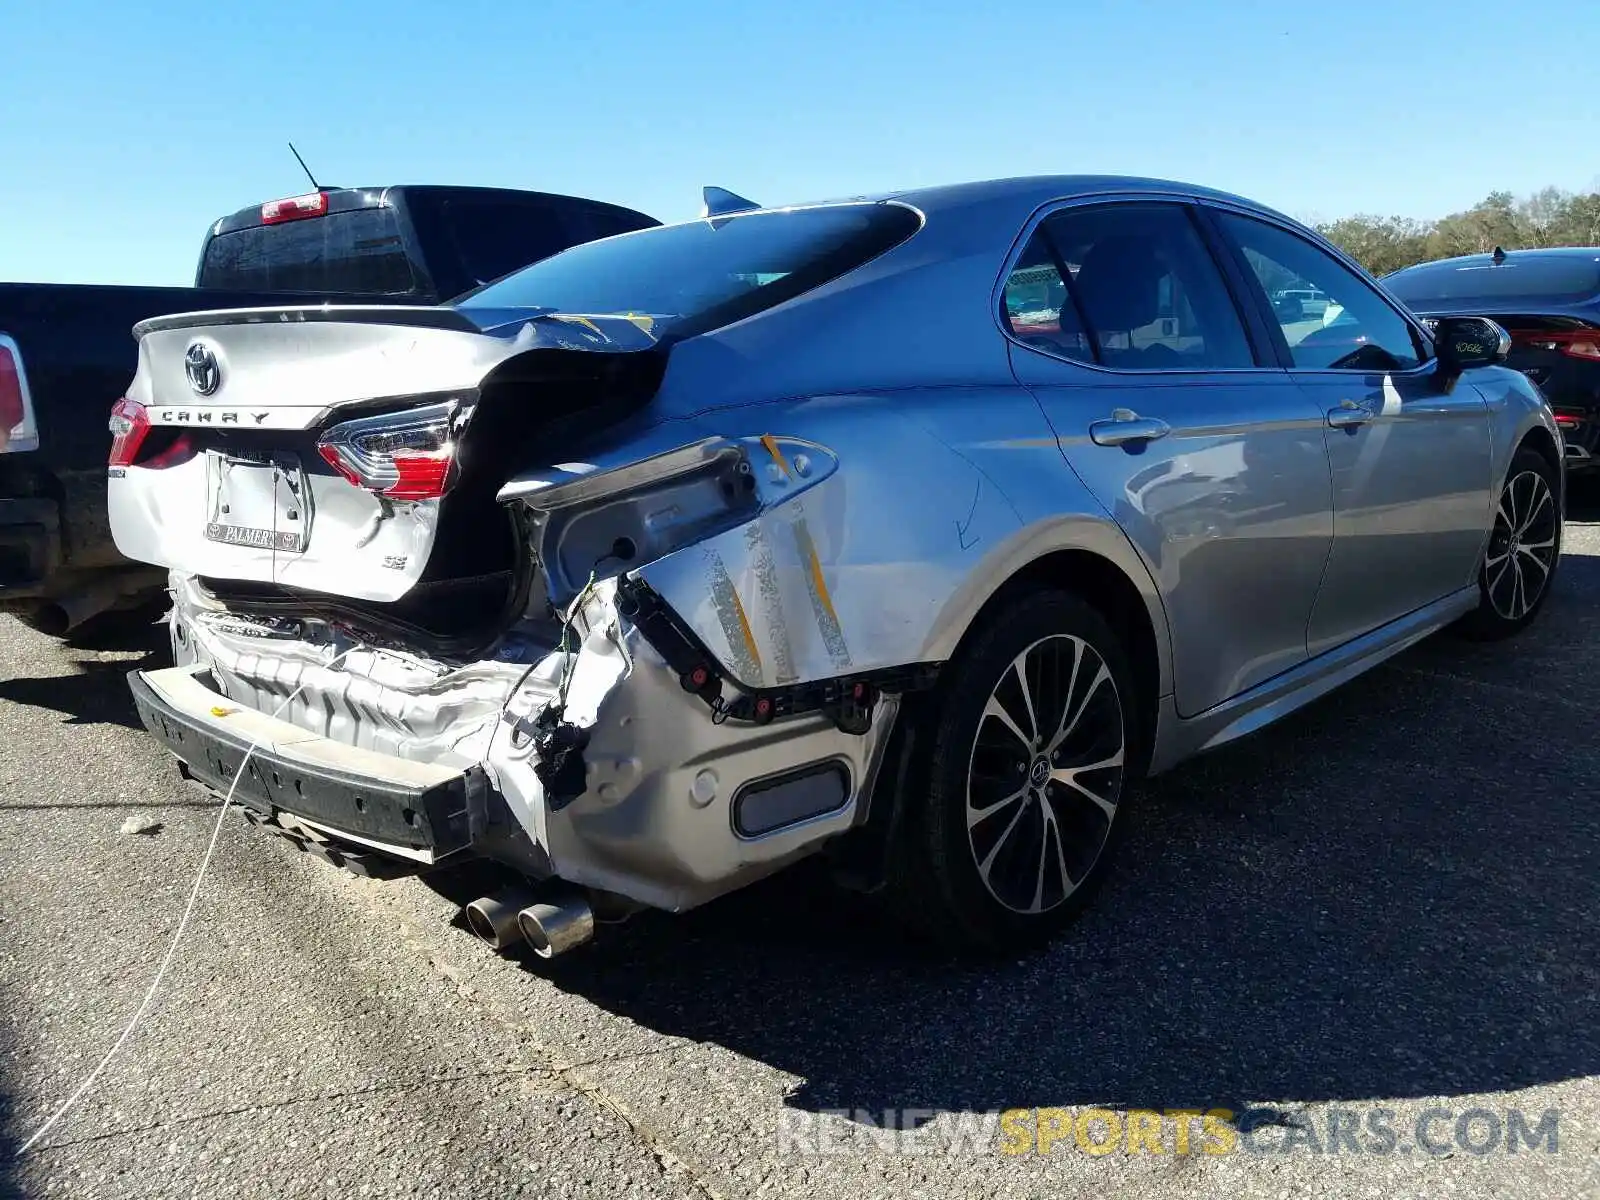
[993,189,1440,380]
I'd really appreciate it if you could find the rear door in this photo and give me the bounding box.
[1006,199,1335,718]
[1208,209,1495,655]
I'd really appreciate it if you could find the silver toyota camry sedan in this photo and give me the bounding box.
[109,176,1563,957]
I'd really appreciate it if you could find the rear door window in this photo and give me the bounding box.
[198,208,417,294]
[1001,240,1090,361]
[1005,202,1256,369]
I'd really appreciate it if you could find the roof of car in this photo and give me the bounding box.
[766,174,1285,223]
[1389,245,1600,275]
[891,173,1263,207]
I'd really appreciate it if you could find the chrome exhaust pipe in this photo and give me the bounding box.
[465,888,538,952]
[1564,443,1590,461]
[515,892,596,959]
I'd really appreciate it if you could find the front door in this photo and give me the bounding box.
[1003,199,1334,718]
[1210,210,1495,655]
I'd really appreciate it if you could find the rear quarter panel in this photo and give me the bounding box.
[1470,363,1564,495]
[633,386,1170,694]
[629,193,1173,693]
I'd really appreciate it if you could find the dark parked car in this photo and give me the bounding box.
[0,185,659,636]
[1384,246,1600,470]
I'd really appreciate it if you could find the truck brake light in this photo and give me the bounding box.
[261,191,330,225]
[0,335,41,454]
[316,401,464,502]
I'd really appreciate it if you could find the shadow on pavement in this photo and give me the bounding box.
[533,545,1600,1120]
[1564,472,1600,522]
[1,1023,32,1195]
[59,611,167,654]
[0,648,162,731]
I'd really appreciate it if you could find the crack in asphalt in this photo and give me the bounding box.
[19,1044,695,1160]
[378,912,735,1200]
[17,1067,563,1155]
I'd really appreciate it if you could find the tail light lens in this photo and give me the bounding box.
[316,400,464,501]
[504,435,837,604]
[1511,330,1600,361]
[108,397,151,467]
[0,335,41,454]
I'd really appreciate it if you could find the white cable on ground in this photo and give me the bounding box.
[14,644,362,1158]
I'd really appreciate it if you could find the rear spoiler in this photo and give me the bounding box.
[133,304,482,339]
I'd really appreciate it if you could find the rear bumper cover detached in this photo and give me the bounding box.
[139,574,903,912]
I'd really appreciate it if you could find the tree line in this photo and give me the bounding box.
[1314,186,1600,277]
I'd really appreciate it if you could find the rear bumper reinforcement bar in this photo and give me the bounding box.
[129,665,484,863]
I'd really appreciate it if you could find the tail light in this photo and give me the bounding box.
[106,397,192,469]
[0,335,41,454]
[316,401,464,501]
[261,191,330,225]
[1554,411,1584,429]
[1511,330,1600,361]
[108,398,151,466]
[505,435,835,604]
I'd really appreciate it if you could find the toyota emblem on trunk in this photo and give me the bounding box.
[184,342,221,396]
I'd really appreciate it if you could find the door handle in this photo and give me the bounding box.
[1326,399,1375,429]
[1090,409,1172,447]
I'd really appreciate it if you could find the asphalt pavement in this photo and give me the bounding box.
[2,492,1598,1200]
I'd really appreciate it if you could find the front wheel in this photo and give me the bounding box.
[1458,446,1562,640]
[884,590,1138,955]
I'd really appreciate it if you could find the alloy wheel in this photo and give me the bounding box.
[1486,469,1558,621]
[965,634,1126,915]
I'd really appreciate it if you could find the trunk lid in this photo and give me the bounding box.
[109,305,663,603]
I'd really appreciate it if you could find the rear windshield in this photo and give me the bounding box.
[443,198,582,288]
[455,202,921,338]
[1384,255,1600,308]
[198,208,417,294]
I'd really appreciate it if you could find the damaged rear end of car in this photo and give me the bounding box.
[115,200,928,955]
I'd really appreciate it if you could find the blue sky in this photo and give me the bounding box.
[3,0,1595,286]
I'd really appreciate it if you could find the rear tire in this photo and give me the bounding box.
[884,590,1138,956]
[1457,446,1561,641]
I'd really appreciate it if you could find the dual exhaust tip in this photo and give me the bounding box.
[465,888,595,958]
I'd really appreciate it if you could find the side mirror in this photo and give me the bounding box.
[1433,316,1510,372]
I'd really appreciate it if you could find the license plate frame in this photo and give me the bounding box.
[203,451,312,555]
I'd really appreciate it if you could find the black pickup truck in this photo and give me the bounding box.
[0,184,659,637]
